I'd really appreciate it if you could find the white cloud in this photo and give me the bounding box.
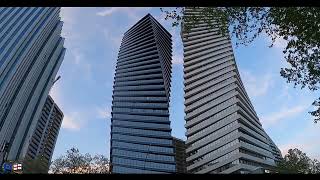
[60,8,83,43]
[49,81,61,105]
[96,106,111,119]
[278,123,320,160]
[70,48,92,80]
[279,142,316,158]
[96,7,120,16]
[102,28,122,48]
[172,53,184,65]
[165,17,184,66]
[60,7,80,24]
[261,31,288,50]
[261,105,308,128]
[62,113,81,131]
[240,70,274,98]
[153,11,168,25]
[96,7,151,22]
[273,37,288,49]
[73,50,82,65]
[280,84,292,100]
[49,76,84,131]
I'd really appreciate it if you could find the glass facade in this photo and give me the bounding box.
[0,7,65,165]
[110,14,176,174]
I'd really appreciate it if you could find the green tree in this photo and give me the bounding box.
[49,147,109,174]
[276,148,320,174]
[161,7,320,123]
[309,159,320,174]
[22,155,49,174]
[277,148,311,173]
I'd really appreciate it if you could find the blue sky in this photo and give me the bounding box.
[50,7,320,161]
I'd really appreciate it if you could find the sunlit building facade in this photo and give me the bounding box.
[182,7,282,174]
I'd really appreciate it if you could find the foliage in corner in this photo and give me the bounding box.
[161,7,320,123]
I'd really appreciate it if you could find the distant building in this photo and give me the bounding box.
[249,167,279,174]
[266,134,283,164]
[110,14,176,173]
[0,7,66,166]
[23,95,63,173]
[172,137,187,173]
[182,7,282,174]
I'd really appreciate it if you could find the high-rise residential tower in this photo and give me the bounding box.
[0,7,65,165]
[110,14,176,174]
[23,95,64,173]
[182,7,282,174]
[172,137,187,173]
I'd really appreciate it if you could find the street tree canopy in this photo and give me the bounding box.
[277,148,320,174]
[161,7,320,123]
[49,147,109,174]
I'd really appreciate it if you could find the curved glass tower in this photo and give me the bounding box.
[182,7,282,174]
[110,14,176,174]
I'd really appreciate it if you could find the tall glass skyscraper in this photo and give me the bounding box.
[182,7,282,174]
[0,7,65,165]
[172,137,187,173]
[110,14,176,174]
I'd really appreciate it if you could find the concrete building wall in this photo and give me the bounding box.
[172,137,187,173]
[23,95,63,172]
[182,7,282,174]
